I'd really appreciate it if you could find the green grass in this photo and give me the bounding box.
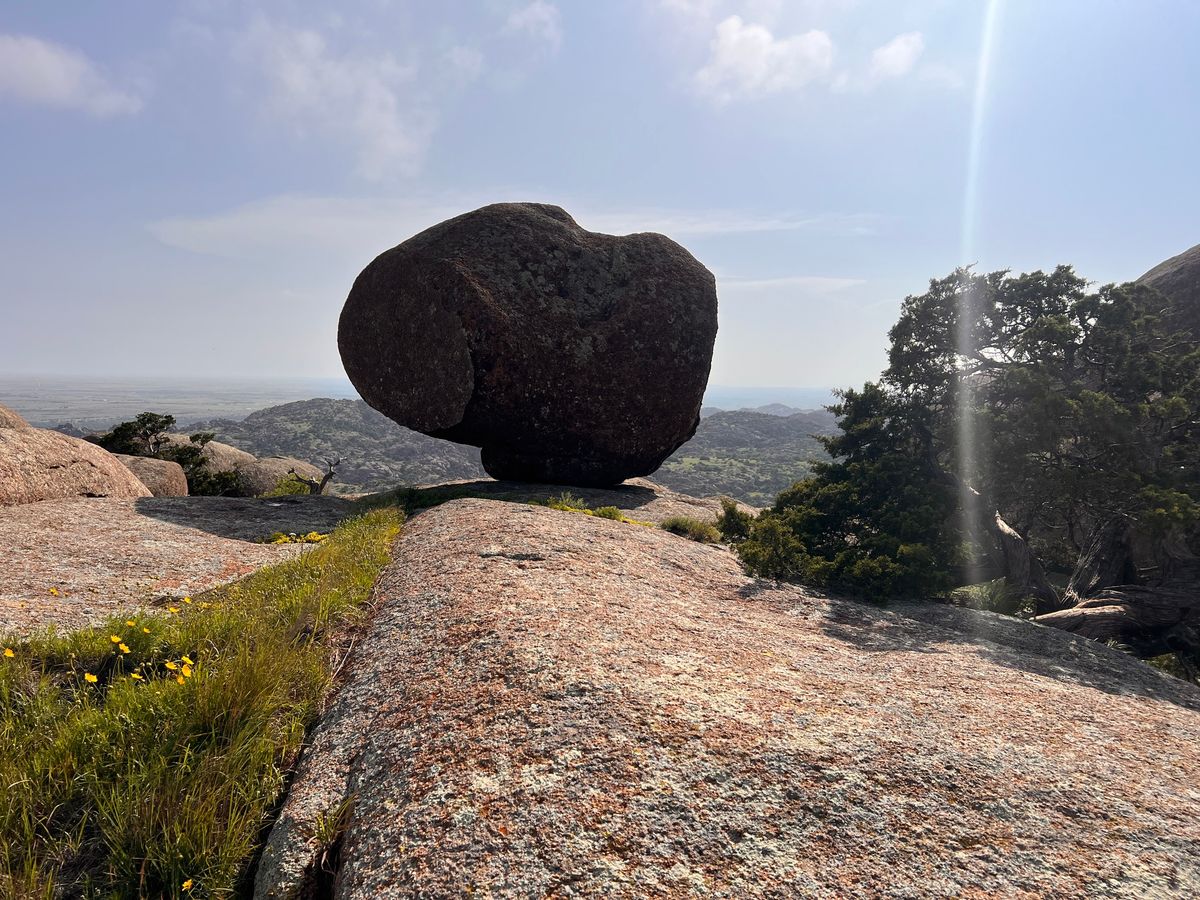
[659,515,722,544]
[0,507,402,899]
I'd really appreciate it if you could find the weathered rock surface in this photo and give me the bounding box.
[338,202,718,486]
[409,476,754,525]
[257,499,1200,899]
[0,428,151,506]
[116,454,189,497]
[0,403,28,428]
[0,495,355,635]
[160,433,257,473]
[1138,241,1200,335]
[236,456,325,497]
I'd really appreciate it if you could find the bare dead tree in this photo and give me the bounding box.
[288,457,342,496]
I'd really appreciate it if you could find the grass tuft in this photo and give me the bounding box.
[0,506,401,898]
[659,515,722,544]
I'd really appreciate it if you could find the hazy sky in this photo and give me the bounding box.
[2,1,1198,388]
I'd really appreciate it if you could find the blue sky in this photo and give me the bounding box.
[2,1,1198,389]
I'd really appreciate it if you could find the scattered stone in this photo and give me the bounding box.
[338,202,718,486]
[0,428,151,506]
[116,454,189,497]
[0,403,28,429]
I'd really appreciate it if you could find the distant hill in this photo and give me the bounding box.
[185,398,835,504]
[652,408,836,505]
[189,399,485,494]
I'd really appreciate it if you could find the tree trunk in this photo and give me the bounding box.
[988,512,1061,614]
[1035,584,1200,659]
[1063,518,1136,606]
[954,480,1059,611]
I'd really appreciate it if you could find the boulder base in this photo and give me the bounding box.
[338,203,718,486]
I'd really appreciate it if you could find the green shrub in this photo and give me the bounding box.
[592,505,623,520]
[265,474,313,497]
[715,497,753,543]
[950,578,1031,616]
[659,515,721,544]
[541,491,590,512]
[0,507,401,897]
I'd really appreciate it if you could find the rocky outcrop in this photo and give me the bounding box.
[1138,241,1200,335]
[235,456,325,497]
[338,203,718,486]
[0,495,354,635]
[159,433,256,473]
[257,499,1200,899]
[0,403,28,428]
[115,454,189,497]
[0,428,151,506]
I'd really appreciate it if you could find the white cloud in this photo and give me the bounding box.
[503,1,563,53]
[694,16,834,104]
[236,17,433,180]
[445,45,484,83]
[148,194,880,261]
[868,31,924,81]
[0,34,143,117]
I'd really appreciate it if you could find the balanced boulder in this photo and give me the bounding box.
[116,454,189,497]
[0,428,151,505]
[0,404,28,429]
[338,203,718,487]
[1138,241,1200,335]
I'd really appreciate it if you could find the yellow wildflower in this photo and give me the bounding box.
[167,606,180,614]
[130,673,143,680]
[181,665,193,678]
[49,587,60,596]
[165,661,178,671]
[142,627,151,634]
[181,655,194,666]
[84,673,98,683]
[176,675,185,685]
[183,596,193,604]
[126,620,136,627]
[182,879,193,891]
[3,648,13,658]
[110,635,122,644]
[119,643,131,654]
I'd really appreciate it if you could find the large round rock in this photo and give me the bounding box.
[1138,241,1200,336]
[338,203,718,486]
[0,428,152,505]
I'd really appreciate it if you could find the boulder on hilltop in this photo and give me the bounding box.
[1138,241,1200,335]
[115,453,189,497]
[338,202,718,487]
[0,403,28,428]
[0,428,151,505]
[256,499,1200,899]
